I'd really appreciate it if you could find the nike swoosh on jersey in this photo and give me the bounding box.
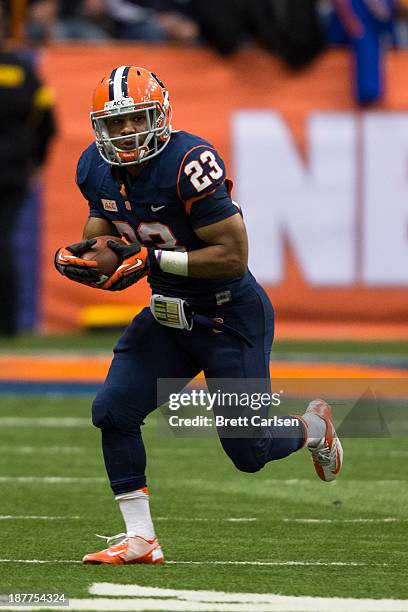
[151,205,166,212]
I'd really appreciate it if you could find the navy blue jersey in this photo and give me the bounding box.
[76,130,246,306]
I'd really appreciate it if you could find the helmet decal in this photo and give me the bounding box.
[108,65,131,101]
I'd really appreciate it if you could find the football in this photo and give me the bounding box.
[81,235,122,277]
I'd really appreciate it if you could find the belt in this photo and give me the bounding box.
[150,294,254,348]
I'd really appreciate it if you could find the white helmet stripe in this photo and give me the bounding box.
[113,65,128,100]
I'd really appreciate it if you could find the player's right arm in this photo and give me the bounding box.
[82,216,115,240]
[55,216,116,286]
[55,146,118,286]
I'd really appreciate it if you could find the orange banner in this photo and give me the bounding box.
[41,46,408,333]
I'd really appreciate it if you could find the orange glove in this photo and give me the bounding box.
[54,239,103,287]
[101,240,152,291]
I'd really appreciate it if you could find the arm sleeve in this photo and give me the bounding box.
[177,144,239,228]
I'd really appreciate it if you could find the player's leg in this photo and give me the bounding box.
[300,399,343,482]
[198,282,342,479]
[197,282,304,472]
[83,308,200,564]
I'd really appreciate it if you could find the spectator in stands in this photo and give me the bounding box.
[186,0,325,68]
[26,0,112,42]
[26,0,58,42]
[0,3,56,336]
[25,0,198,44]
[57,0,113,41]
[104,0,198,43]
[22,0,325,64]
[327,0,397,105]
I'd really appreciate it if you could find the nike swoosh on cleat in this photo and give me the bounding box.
[151,205,165,212]
[332,449,342,475]
[106,548,127,557]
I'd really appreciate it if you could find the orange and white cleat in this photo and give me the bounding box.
[82,533,164,565]
[304,399,343,482]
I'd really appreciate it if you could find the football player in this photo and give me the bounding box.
[55,66,343,565]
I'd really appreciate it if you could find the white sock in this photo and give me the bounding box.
[302,412,326,448]
[115,487,156,540]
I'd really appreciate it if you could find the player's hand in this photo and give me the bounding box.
[54,239,103,286]
[101,240,151,291]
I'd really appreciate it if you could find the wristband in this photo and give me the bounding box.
[155,249,188,276]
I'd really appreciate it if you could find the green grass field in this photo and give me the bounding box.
[0,337,407,610]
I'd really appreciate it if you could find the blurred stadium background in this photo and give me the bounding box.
[1,0,408,609]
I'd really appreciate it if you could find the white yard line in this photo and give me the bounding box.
[282,518,408,524]
[5,600,407,612]
[0,515,81,520]
[0,599,404,612]
[0,584,406,612]
[166,560,377,567]
[0,418,89,427]
[0,446,86,454]
[155,517,257,523]
[0,559,385,567]
[90,583,406,608]
[0,512,402,523]
[0,477,105,483]
[0,559,82,563]
[157,517,408,524]
[0,503,403,524]
[0,512,401,523]
[189,477,407,489]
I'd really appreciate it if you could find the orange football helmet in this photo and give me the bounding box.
[91,66,172,166]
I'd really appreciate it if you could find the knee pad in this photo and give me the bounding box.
[92,387,142,431]
[92,390,115,429]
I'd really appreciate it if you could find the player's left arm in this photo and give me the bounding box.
[188,213,248,278]
[170,143,248,279]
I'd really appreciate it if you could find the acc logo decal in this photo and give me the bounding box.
[101,199,118,212]
[104,97,135,110]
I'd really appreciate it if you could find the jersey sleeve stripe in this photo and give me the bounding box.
[176,145,217,204]
[184,182,223,215]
